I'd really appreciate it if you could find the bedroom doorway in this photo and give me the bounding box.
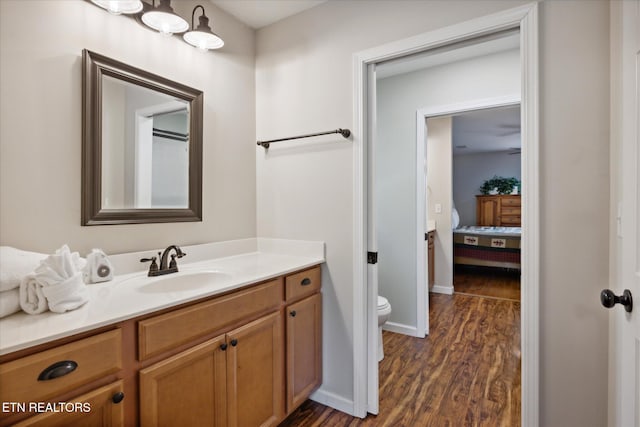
[438,104,522,303]
[353,3,539,421]
[373,27,524,419]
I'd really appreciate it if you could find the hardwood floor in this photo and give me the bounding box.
[279,293,521,427]
[454,265,520,302]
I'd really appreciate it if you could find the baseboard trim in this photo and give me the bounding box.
[310,388,356,417]
[383,321,421,337]
[431,285,454,295]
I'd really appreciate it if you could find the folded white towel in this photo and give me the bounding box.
[19,274,48,315]
[0,246,47,292]
[0,288,21,318]
[19,245,90,315]
[41,273,88,313]
[34,246,85,287]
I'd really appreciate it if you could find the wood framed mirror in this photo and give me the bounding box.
[82,49,203,225]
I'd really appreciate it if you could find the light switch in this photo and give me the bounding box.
[435,203,442,214]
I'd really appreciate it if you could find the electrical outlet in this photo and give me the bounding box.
[435,203,442,214]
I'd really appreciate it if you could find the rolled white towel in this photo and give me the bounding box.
[0,288,21,318]
[17,245,90,315]
[19,274,48,315]
[0,246,47,292]
[41,273,88,313]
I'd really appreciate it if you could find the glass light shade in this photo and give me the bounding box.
[91,0,143,15]
[141,2,189,35]
[183,31,224,50]
[183,13,223,50]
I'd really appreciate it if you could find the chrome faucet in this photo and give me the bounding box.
[140,245,187,277]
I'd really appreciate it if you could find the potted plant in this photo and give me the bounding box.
[479,176,520,195]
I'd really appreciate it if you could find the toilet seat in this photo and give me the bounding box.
[377,296,390,310]
[377,296,391,361]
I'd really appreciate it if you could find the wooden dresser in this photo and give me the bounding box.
[476,195,521,227]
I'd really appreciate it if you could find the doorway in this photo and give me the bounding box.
[352,3,539,423]
[426,105,523,302]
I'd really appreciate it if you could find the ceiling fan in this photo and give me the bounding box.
[497,123,521,137]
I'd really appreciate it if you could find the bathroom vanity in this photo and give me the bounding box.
[0,240,323,427]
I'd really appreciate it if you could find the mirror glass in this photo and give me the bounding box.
[82,50,203,225]
[101,76,190,209]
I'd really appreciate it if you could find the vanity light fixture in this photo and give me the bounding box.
[90,0,143,15]
[141,0,189,36]
[183,5,224,50]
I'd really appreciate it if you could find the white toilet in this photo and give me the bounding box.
[377,296,392,361]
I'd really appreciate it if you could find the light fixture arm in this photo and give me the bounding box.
[191,5,205,30]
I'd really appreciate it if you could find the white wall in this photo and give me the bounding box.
[375,48,520,328]
[453,151,522,226]
[256,1,610,425]
[0,0,256,255]
[426,117,454,293]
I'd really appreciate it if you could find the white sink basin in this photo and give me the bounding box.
[136,271,231,293]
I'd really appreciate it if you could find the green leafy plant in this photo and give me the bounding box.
[479,176,520,195]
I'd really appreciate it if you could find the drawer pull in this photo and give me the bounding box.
[37,360,78,381]
[301,278,312,286]
[112,392,125,404]
[290,310,297,317]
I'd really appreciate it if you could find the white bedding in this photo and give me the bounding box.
[454,226,522,237]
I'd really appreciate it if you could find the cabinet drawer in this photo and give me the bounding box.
[501,196,521,207]
[285,267,321,303]
[12,380,124,427]
[501,215,521,225]
[501,207,521,215]
[138,279,283,360]
[0,329,122,404]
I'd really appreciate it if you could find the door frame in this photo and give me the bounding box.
[416,94,521,334]
[352,3,539,424]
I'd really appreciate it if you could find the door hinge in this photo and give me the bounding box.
[367,252,378,264]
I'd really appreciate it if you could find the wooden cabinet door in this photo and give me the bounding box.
[286,293,322,413]
[14,380,125,427]
[226,311,284,427]
[476,196,499,226]
[139,336,227,427]
[427,232,435,288]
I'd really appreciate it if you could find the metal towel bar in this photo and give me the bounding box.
[257,128,351,149]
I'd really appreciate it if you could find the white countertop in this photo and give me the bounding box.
[0,238,325,356]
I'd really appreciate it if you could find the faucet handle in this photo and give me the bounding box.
[140,256,158,274]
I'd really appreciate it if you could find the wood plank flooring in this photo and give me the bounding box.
[454,266,520,302]
[279,293,521,427]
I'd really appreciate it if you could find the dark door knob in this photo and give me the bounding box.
[600,289,633,313]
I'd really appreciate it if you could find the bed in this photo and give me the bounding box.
[453,226,521,270]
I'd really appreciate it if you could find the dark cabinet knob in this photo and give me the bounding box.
[301,278,312,286]
[37,360,78,381]
[220,343,228,351]
[112,392,125,404]
[600,289,633,313]
[290,310,297,317]
[230,339,238,347]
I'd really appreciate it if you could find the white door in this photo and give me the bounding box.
[609,1,640,426]
[366,63,379,415]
